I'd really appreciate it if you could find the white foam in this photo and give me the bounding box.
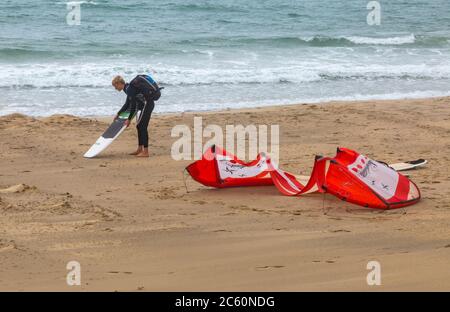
[2,57,450,89]
[56,1,98,5]
[2,47,450,117]
[345,34,416,45]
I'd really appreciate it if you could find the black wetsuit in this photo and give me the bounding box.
[117,75,161,148]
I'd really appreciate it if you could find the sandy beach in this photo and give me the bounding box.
[1,97,449,291]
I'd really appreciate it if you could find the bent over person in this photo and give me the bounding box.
[112,74,162,157]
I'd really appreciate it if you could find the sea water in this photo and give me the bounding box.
[0,0,449,116]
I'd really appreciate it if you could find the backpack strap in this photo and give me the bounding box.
[138,75,159,92]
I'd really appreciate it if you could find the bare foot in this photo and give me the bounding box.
[129,148,142,155]
[136,148,149,157]
[136,151,149,158]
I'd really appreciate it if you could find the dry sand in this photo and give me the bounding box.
[0,97,449,291]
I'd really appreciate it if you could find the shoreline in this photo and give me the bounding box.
[3,94,450,119]
[1,96,450,291]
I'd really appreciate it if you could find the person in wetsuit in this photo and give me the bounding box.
[112,74,161,157]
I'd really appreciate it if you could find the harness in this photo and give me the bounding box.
[138,74,164,95]
[127,75,163,125]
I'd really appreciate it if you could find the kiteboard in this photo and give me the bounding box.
[292,159,427,182]
[84,111,135,158]
[389,159,427,171]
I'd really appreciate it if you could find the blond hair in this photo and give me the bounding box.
[112,75,125,86]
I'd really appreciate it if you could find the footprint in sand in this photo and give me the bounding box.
[312,260,336,264]
[0,240,20,252]
[255,265,285,271]
[329,229,351,233]
[0,184,32,194]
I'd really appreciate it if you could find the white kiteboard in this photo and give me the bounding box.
[388,159,427,171]
[84,111,135,158]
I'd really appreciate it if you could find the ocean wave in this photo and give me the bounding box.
[0,48,54,59]
[0,84,106,90]
[318,73,439,81]
[167,3,245,13]
[0,45,148,60]
[1,34,448,63]
[55,1,99,6]
[2,61,450,90]
[172,34,450,48]
[246,34,450,47]
[344,34,416,45]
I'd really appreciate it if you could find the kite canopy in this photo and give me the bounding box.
[186,145,421,209]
